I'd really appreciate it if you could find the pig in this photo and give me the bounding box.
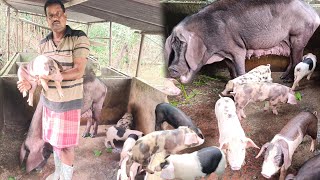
[155,102,204,139]
[120,134,139,166]
[20,74,108,172]
[116,112,134,130]
[232,82,297,120]
[104,126,143,149]
[285,153,320,180]
[81,74,107,138]
[127,126,204,174]
[17,55,63,106]
[221,64,272,96]
[117,156,141,180]
[292,53,317,90]
[256,111,318,180]
[215,96,259,170]
[159,146,226,180]
[165,0,320,83]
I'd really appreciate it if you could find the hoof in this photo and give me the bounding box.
[82,133,91,138]
[90,133,96,138]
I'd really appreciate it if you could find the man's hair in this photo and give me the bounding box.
[44,0,65,16]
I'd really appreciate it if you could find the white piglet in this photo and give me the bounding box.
[119,134,139,165]
[215,96,259,170]
[292,53,317,90]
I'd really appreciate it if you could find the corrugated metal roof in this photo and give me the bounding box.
[4,0,163,33]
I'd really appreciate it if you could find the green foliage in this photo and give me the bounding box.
[106,147,113,153]
[8,177,15,180]
[193,75,218,86]
[93,150,102,156]
[295,92,302,101]
[169,100,179,107]
[180,84,200,102]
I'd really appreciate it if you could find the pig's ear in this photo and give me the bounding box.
[165,34,173,65]
[219,141,229,150]
[255,142,270,158]
[287,90,297,105]
[244,137,260,149]
[160,160,175,179]
[183,31,207,71]
[53,59,63,72]
[280,145,291,169]
[184,133,198,145]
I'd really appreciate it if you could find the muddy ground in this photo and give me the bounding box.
[1,67,320,180]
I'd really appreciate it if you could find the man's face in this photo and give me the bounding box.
[46,4,67,33]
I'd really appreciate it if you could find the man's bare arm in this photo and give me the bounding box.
[61,57,87,80]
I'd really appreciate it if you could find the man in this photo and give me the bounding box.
[17,0,90,179]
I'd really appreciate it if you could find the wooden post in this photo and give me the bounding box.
[6,7,10,61]
[135,33,145,77]
[21,21,24,51]
[109,21,112,66]
[86,23,90,36]
[15,10,18,52]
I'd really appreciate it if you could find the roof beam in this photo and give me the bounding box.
[0,0,18,11]
[64,0,88,8]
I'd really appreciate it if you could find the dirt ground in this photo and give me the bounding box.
[1,67,320,180]
[167,68,320,180]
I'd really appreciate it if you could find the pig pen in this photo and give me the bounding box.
[164,61,320,180]
[0,52,169,180]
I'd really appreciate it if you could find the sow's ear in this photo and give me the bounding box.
[244,137,260,149]
[184,133,198,145]
[182,31,207,71]
[164,34,173,65]
[255,142,270,158]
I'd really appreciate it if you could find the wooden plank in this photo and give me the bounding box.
[64,0,88,8]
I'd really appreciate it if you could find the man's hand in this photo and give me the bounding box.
[17,79,31,93]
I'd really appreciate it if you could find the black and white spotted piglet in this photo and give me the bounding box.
[292,53,317,90]
[160,146,226,180]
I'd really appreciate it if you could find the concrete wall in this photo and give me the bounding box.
[85,77,132,125]
[128,78,168,134]
[0,76,38,132]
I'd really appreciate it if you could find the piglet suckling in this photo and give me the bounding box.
[215,96,259,170]
[256,111,318,180]
[232,82,297,120]
[127,126,204,174]
[17,55,63,106]
[292,53,317,90]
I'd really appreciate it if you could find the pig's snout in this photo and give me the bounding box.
[231,166,241,171]
[168,67,180,78]
[261,173,271,179]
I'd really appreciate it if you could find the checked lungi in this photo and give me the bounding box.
[42,106,81,148]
